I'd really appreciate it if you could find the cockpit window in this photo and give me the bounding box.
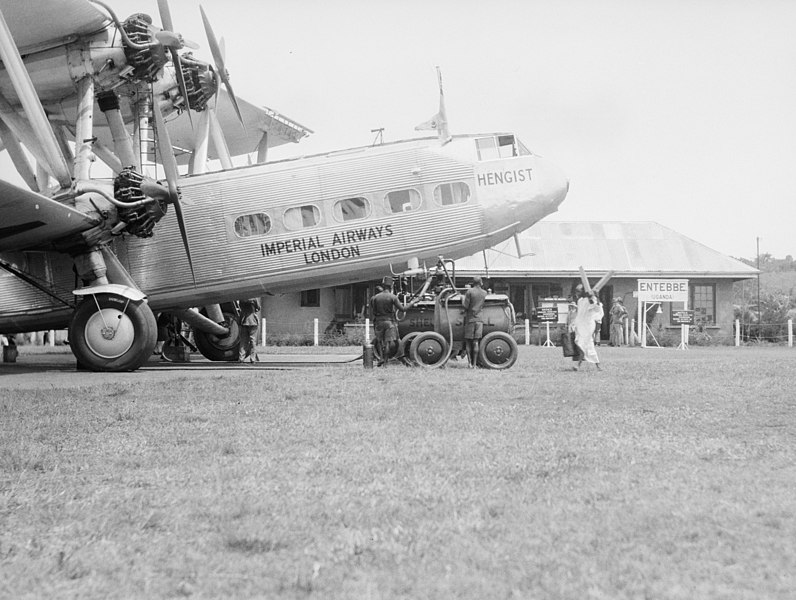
[476,135,518,161]
[234,213,271,237]
[433,182,470,206]
[284,204,320,230]
[385,189,421,213]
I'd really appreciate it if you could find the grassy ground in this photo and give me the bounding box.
[1,346,795,599]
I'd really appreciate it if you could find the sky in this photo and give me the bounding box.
[5,0,796,260]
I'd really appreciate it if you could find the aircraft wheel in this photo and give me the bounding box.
[193,309,240,361]
[409,331,449,368]
[477,331,519,370]
[69,293,157,372]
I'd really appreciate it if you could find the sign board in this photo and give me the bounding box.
[671,310,695,325]
[637,279,689,302]
[537,306,559,322]
[538,297,569,324]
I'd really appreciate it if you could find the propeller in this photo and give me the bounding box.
[157,0,194,126]
[152,98,197,285]
[200,5,245,128]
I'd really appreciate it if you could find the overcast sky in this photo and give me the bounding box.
[7,0,796,260]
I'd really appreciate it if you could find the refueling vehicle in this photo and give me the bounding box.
[378,258,519,369]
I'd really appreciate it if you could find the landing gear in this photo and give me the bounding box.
[69,293,157,372]
[193,306,240,361]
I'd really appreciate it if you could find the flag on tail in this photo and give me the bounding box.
[415,66,450,142]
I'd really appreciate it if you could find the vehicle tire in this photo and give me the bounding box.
[193,308,240,361]
[399,332,421,364]
[477,331,519,370]
[409,331,449,368]
[69,293,157,372]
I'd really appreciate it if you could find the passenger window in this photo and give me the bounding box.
[334,197,370,222]
[284,205,320,230]
[433,182,470,206]
[385,189,421,213]
[234,213,271,237]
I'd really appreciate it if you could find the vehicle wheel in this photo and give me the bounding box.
[193,308,240,361]
[69,293,157,372]
[399,332,421,364]
[477,331,519,370]
[409,331,449,368]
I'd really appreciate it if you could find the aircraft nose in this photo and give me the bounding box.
[544,159,569,210]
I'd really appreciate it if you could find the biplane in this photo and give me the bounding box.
[0,0,570,371]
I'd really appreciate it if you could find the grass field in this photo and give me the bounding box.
[1,346,795,599]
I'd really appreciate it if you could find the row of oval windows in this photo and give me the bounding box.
[233,181,471,238]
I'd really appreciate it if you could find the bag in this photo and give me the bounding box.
[562,331,575,357]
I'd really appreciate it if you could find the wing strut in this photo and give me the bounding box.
[0,7,72,187]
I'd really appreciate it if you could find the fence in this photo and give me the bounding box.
[734,319,793,347]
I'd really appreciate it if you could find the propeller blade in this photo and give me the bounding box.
[157,0,174,32]
[200,5,245,128]
[170,48,193,127]
[152,100,197,285]
[156,0,193,125]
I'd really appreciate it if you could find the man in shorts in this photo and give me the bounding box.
[462,276,488,368]
[369,280,416,366]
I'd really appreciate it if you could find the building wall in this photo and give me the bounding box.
[261,289,337,336]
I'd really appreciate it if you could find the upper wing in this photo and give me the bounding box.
[0,180,99,252]
[166,89,314,165]
[0,0,107,51]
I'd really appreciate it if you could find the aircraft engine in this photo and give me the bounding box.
[114,168,168,238]
[121,13,168,82]
[179,53,218,112]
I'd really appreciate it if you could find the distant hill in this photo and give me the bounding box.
[733,255,795,304]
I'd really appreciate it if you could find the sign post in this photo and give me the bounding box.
[637,279,689,349]
[538,306,558,348]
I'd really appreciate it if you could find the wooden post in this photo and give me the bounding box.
[524,319,530,345]
[313,318,319,346]
[735,319,740,347]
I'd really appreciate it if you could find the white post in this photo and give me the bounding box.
[48,330,55,347]
[735,318,740,347]
[261,318,266,347]
[788,319,793,348]
[641,302,647,348]
[313,318,319,346]
[524,319,530,346]
[365,318,370,344]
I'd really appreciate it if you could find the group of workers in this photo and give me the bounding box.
[369,275,488,368]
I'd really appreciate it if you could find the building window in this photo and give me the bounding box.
[475,135,517,161]
[433,182,470,206]
[692,284,715,325]
[333,197,370,222]
[301,289,320,307]
[385,189,421,213]
[284,205,320,230]
[234,213,271,237]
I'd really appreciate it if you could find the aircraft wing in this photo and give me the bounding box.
[0,180,100,252]
[0,0,107,51]
[166,89,313,165]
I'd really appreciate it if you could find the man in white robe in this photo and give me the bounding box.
[573,287,604,370]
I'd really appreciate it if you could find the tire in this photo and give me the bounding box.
[409,331,449,368]
[477,331,519,370]
[399,332,421,363]
[193,308,240,361]
[69,293,157,372]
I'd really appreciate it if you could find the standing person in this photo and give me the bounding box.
[462,275,488,368]
[572,284,603,371]
[609,297,628,346]
[238,298,261,363]
[369,281,416,366]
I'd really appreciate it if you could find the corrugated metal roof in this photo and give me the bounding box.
[455,221,758,279]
